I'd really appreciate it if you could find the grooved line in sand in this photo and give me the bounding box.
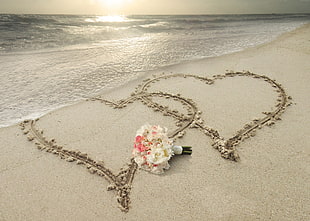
[20,71,292,212]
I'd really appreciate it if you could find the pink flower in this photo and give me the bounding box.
[135,135,143,143]
[134,143,142,152]
[134,142,149,152]
[140,144,149,152]
[134,136,146,152]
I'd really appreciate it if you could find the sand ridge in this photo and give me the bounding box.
[20,71,291,213]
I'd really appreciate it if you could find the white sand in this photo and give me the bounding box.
[0,24,309,221]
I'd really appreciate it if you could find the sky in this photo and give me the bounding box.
[0,0,310,15]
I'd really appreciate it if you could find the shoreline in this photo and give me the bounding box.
[0,22,309,220]
[1,22,308,129]
[151,22,309,73]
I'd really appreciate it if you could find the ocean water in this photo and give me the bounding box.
[0,14,309,128]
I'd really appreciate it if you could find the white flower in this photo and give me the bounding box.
[147,146,172,165]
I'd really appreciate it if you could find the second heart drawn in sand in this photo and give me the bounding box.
[20,71,292,212]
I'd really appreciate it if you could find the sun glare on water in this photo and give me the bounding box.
[98,15,127,22]
[85,15,127,22]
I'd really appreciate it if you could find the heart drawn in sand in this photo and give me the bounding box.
[20,71,292,212]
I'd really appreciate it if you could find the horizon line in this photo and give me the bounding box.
[1,12,310,16]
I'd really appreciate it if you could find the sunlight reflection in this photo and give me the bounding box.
[85,15,127,23]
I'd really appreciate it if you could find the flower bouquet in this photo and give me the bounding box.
[132,124,192,174]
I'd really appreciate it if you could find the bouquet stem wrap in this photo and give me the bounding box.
[172,146,192,155]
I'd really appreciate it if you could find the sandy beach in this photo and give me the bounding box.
[0,23,309,221]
